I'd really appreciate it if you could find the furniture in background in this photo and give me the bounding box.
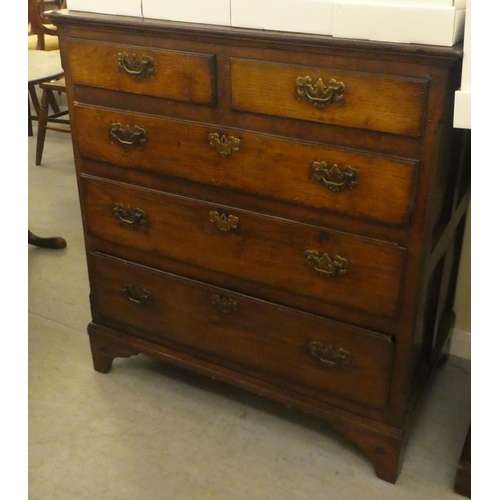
[51,10,470,483]
[28,50,64,136]
[28,0,68,138]
[28,52,67,248]
[28,0,66,51]
[28,230,66,249]
[28,1,68,248]
[36,77,70,165]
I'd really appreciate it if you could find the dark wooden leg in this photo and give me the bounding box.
[29,85,41,117]
[329,417,405,483]
[29,84,59,114]
[36,89,50,166]
[436,311,455,367]
[454,425,471,498]
[438,334,452,367]
[28,230,67,249]
[46,88,61,114]
[88,324,140,373]
[371,437,405,483]
[28,98,33,136]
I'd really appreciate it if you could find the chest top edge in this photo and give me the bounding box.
[49,10,463,64]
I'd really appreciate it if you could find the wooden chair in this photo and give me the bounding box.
[28,0,70,164]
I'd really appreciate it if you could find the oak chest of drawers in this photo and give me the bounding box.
[52,10,470,483]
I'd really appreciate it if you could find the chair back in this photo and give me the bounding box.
[28,0,66,50]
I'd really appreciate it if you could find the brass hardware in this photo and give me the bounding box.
[117,53,154,79]
[211,294,238,314]
[208,133,240,156]
[110,123,146,148]
[209,211,239,232]
[113,203,146,228]
[309,341,351,368]
[122,284,152,305]
[305,250,348,277]
[311,162,359,192]
[296,76,345,109]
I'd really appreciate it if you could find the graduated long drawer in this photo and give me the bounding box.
[89,252,395,410]
[74,105,418,226]
[81,176,406,318]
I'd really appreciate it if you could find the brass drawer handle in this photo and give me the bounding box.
[208,133,240,156]
[113,203,146,228]
[110,123,146,148]
[305,250,348,277]
[122,284,152,305]
[309,341,351,368]
[311,162,359,192]
[209,211,239,232]
[211,294,238,314]
[296,76,345,109]
[118,53,154,79]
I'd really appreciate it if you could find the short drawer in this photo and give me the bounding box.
[81,176,405,318]
[231,58,428,136]
[66,39,216,105]
[74,105,418,226]
[89,252,395,410]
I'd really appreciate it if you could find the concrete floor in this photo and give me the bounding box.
[28,122,471,500]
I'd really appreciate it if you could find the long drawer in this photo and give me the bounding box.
[66,39,216,105]
[231,58,429,136]
[81,176,406,318]
[74,105,418,226]
[89,252,395,410]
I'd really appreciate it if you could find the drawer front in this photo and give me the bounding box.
[231,58,428,136]
[66,39,216,105]
[74,105,418,226]
[89,253,395,410]
[81,176,405,318]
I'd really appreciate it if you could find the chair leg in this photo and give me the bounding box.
[28,84,40,116]
[46,89,61,114]
[36,88,50,166]
[28,98,33,137]
[28,84,59,120]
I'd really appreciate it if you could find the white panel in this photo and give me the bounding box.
[142,0,231,26]
[332,2,465,46]
[460,0,471,91]
[454,91,471,129]
[453,0,470,129]
[66,0,143,17]
[336,0,466,8]
[231,0,334,36]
